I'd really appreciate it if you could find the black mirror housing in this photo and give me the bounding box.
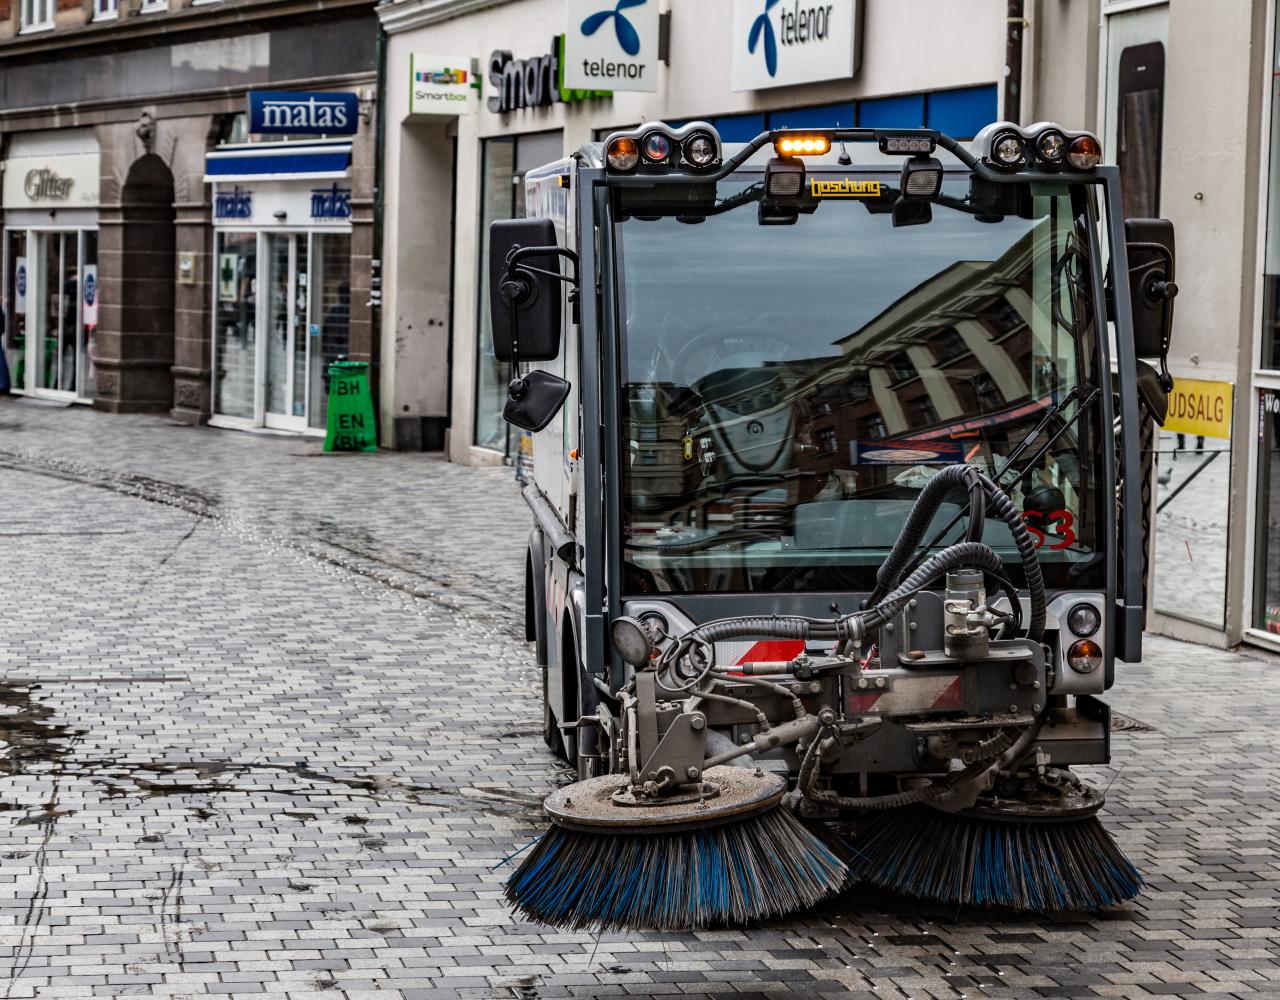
[489,218,563,362]
[1125,218,1177,360]
[504,369,571,432]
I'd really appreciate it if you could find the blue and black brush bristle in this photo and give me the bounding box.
[852,805,1143,911]
[505,807,849,931]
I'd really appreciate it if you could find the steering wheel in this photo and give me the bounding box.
[672,329,793,387]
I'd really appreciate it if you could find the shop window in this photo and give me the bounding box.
[766,102,854,131]
[213,232,257,420]
[308,233,351,430]
[925,85,998,141]
[858,94,925,130]
[19,0,53,31]
[93,0,118,19]
[475,130,563,455]
[5,232,29,391]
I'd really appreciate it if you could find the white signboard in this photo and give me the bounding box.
[730,0,861,92]
[1,153,101,209]
[82,264,98,328]
[410,54,476,115]
[563,0,659,93]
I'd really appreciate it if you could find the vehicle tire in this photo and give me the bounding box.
[542,662,568,761]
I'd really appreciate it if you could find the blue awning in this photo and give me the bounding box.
[203,141,352,182]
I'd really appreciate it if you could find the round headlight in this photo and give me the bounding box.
[606,136,639,171]
[1036,129,1067,162]
[1067,638,1103,674]
[610,616,653,667]
[1066,603,1101,638]
[682,133,717,169]
[1067,134,1102,170]
[642,131,672,163]
[992,133,1024,167]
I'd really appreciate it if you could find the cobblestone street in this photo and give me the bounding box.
[2,397,1280,999]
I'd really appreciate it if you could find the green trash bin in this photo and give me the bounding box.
[324,360,377,453]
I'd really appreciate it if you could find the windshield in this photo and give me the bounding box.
[614,172,1105,595]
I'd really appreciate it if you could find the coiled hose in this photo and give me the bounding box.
[975,471,1046,643]
[868,464,987,608]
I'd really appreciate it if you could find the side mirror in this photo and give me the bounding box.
[504,368,572,432]
[488,218,565,362]
[1124,218,1177,360]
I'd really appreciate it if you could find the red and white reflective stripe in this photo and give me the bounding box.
[846,674,964,716]
[712,639,807,669]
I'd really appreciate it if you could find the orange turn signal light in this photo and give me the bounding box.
[775,135,831,157]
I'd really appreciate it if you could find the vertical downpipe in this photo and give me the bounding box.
[1004,0,1025,124]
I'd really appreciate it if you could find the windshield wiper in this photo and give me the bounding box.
[889,384,1101,581]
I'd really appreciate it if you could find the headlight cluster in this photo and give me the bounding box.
[604,122,721,174]
[978,121,1103,172]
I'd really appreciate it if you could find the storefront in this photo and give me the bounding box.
[1251,0,1280,647]
[2,129,100,400]
[377,0,1054,465]
[204,140,357,434]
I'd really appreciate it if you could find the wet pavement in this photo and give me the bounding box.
[2,397,1280,999]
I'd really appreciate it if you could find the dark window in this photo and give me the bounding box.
[930,326,969,363]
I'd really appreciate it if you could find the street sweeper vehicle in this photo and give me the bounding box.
[489,119,1178,930]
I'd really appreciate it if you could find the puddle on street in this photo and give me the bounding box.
[0,683,87,776]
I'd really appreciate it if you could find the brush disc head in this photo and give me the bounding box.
[852,801,1143,911]
[506,767,849,930]
[543,766,785,832]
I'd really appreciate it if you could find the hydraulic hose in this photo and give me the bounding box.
[868,464,987,607]
[975,471,1046,642]
[862,541,1006,631]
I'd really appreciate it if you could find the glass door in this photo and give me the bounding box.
[263,232,308,431]
[35,231,78,395]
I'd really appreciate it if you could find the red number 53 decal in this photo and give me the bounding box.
[1020,509,1076,550]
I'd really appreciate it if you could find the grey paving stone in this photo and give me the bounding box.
[0,400,1279,1000]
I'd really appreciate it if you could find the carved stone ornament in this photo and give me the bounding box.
[135,112,156,154]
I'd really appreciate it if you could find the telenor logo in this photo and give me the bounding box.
[581,0,647,56]
[748,0,781,76]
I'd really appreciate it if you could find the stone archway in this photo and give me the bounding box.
[95,153,176,412]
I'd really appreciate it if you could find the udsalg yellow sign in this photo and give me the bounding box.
[1164,377,1233,440]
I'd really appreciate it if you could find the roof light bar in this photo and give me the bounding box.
[602,121,723,174]
[973,121,1102,171]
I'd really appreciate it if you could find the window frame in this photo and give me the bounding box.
[93,0,119,20]
[19,0,54,32]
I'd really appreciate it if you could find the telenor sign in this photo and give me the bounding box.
[563,0,658,93]
[730,0,862,92]
[248,91,359,136]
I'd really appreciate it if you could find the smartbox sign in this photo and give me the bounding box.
[411,54,477,115]
[563,0,658,93]
[731,0,862,92]
[248,91,359,135]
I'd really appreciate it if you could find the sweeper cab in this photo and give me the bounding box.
[490,120,1178,928]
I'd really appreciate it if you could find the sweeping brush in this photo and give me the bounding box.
[504,766,849,931]
[851,803,1142,911]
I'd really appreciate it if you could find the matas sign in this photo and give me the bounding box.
[731,0,862,92]
[248,91,359,136]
